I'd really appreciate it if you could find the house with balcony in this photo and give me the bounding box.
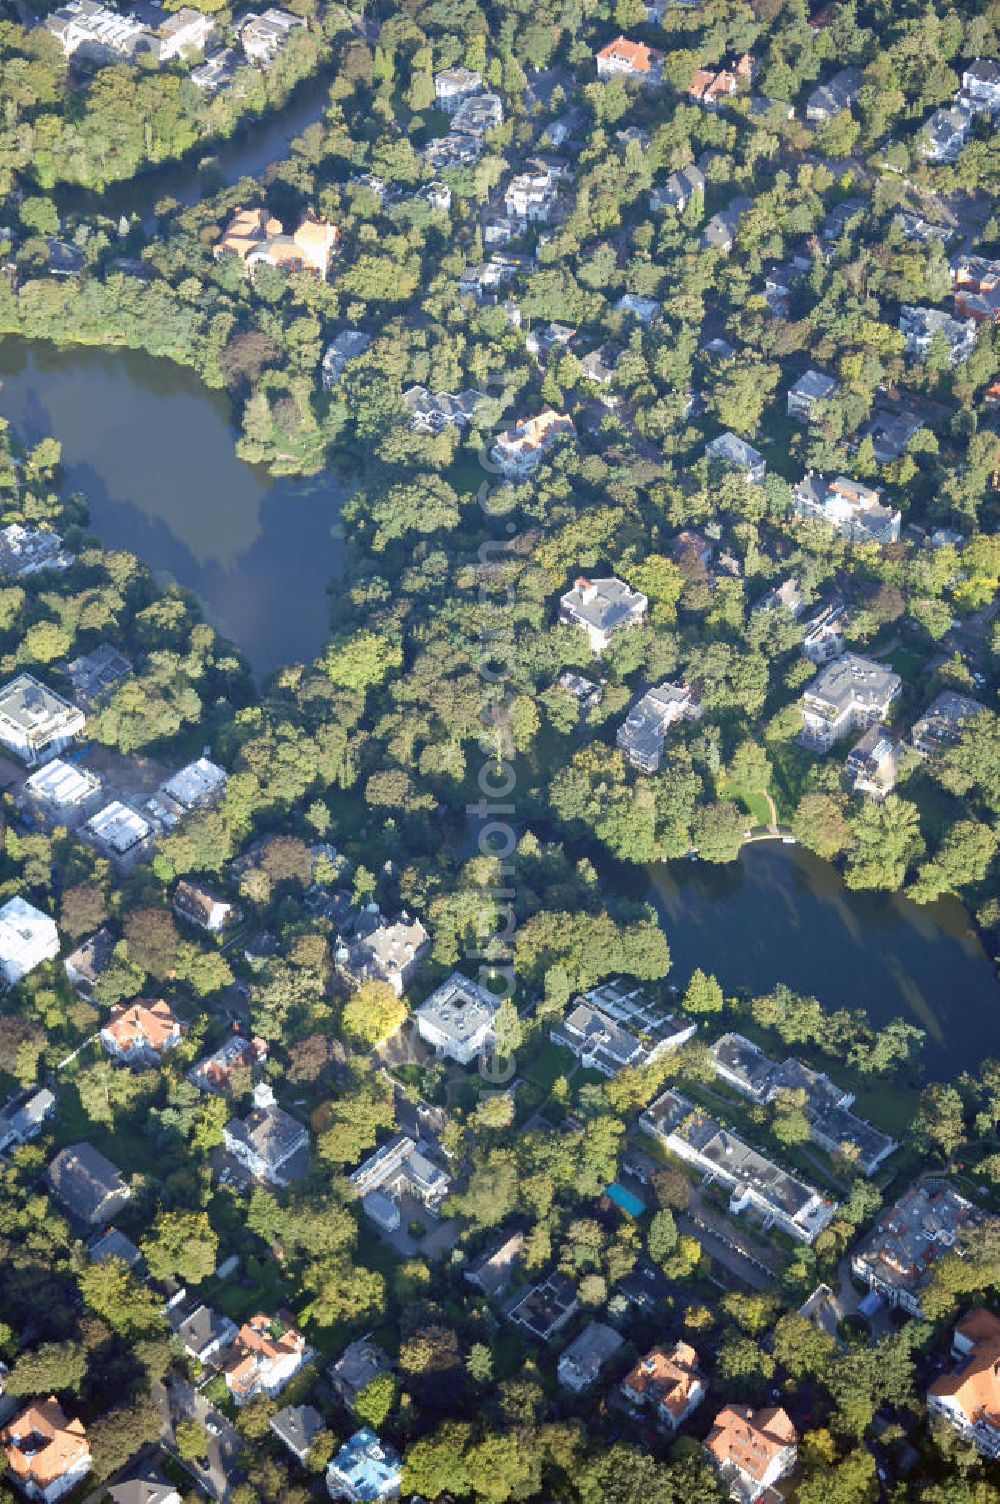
[223,1315,311,1405]
[798,654,901,752]
[490,409,574,478]
[335,907,430,997]
[800,599,848,664]
[224,1085,309,1186]
[901,304,977,364]
[558,575,647,655]
[621,1343,706,1430]
[851,1181,994,1317]
[792,472,901,545]
[928,1308,1000,1458]
[847,725,900,799]
[238,8,304,65]
[349,1133,451,1231]
[434,65,482,112]
[552,981,695,1078]
[704,1405,798,1503]
[616,682,700,773]
[595,36,664,81]
[213,206,337,278]
[0,675,85,768]
[910,690,987,756]
[414,972,501,1065]
[101,999,183,1067]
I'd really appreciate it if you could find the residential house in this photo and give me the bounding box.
[84,801,151,857]
[158,7,215,59]
[349,1133,451,1230]
[0,897,59,987]
[403,386,484,435]
[806,65,862,122]
[710,1033,897,1175]
[424,134,481,171]
[911,690,987,756]
[793,472,901,545]
[920,104,973,163]
[509,1273,579,1340]
[329,1338,394,1412]
[63,927,115,998]
[189,1033,268,1094]
[847,725,900,800]
[322,331,372,391]
[0,1088,56,1154]
[504,164,559,222]
[414,972,501,1065]
[701,195,752,253]
[525,321,576,361]
[434,66,482,112]
[224,1085,309,1185]
[108,1468,181,1504]
[704,1405,798,1503]
[190,47,238,94]
[952,253,1000,323]
[173,879,238,933]
[238,8,304,65]
[558,575,647,654]
[640,1089,838,1243]
[65,644,131,707]
[23,758,101,816]
[799,654,901,752]
[552,980,696,1075]
[754,578,804,617]
[616,682,700,773]
[705,431,766,484]
[851,1181,993,1317]
[801,599,848,664]
[961,59,1000,114]
[490,408,574,478]
[175,1304,239,1367]
[326,1428,402,1503]
[213,206,337,278]
[901,304,977,365]
[0,675,85,767]
[88,1226,141,1267]
[450,92,502,138]
[101,999,183,1067]
[557,1323,623,1393]
[595,36,664,81]
[614,292,661,324]
[0,524,73,577]
[651,165,705,214]
[270,1404,326,1464]
[863,407,923,462]
[928,1308,1000,1458]
[621,1343,706,1430]
[465,1231,525,1297]
[45,0,155,62]
[787,368,839,420]
[48,1142,131,1225]
[335,907,430,996]
[2,1399,91,1504]
[223,1314,311,1405]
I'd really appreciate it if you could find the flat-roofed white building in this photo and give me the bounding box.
[85,801,151,856]
[0,896,59,986]
[160,757,227,811]
[415,971,501,1065]
[24,758,102,812]
[0,675,86,768]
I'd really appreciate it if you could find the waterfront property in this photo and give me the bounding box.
[704,1404,798,1503]
[616,681,700,773]
[0,523,74,576]
[237,8,305,65]
[640,1089,839,1244]
[551,978,696,1077]
[414,972,501,1064]
[799,653,901,752]
[709,1033,897,1175]
[0,675,85,768]
[847,725,900,799]
[851,1181,995,1317]
[621,1343,706,1430]
[557,1322,623,1393]
[213,206,337,278]
[928,1308,1000,1458]
[559,575,648,655]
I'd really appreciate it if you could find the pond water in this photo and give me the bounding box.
[640,840,998,1081]
[0,337,352,679]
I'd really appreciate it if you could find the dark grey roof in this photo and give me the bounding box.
[270,1403,326,1456]
[108,1470,180,1504]
[49,1141,129,1223]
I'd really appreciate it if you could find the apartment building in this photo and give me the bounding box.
[792,472,901,545]
[798,653,901,752]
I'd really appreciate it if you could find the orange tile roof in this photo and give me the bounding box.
[224,1314,306,1396]
[930,1309,1000,1431]
[105,998,181,1054]
[688,69,715,98]
[3,1399,90,1489]
[706,1405,797,1484]
[597,36,659,72]
[622,1342,702,1419]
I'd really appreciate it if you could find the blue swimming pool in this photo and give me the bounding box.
[606,1181,645,1217]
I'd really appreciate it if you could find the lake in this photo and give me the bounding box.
[0,337,351,679]
[641,840,998,1080]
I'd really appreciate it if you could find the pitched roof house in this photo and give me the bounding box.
[929,1308,1000,1458]
[596,36,664,81]
[559,576,648,655]
[224,1084,309,1185]
[621,1342,706,1429]
[48,1142,131,1225]
[0,674,85,768]
[173,879,239,933]
[223,1315,311,1405]
[101,999,183,1065]
[214,206,337,277]
[489,408,575,478]
[704,1404,798,1502]
[335,907,431,996]
[2,1399,91,1504]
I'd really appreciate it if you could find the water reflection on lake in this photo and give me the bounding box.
[641,840,997,1080]
[0,338,351,679]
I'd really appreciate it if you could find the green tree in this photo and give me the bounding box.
[141,1210,218,1285]
[684,968,724,1015]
